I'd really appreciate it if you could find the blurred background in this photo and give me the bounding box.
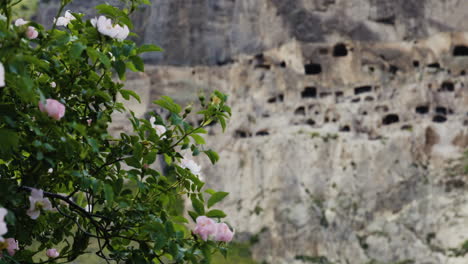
[17,0,468,263]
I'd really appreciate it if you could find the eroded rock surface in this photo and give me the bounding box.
[34,0,468,262]
[36,0,468,65]
[115,32,468,263]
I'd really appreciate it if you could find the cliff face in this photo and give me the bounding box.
[37,0,468,65]
[117,33,468,263]
[36,0,468,263]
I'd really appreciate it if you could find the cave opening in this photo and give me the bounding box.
[453,45,468,56]
[435,106,447,115]
[304,63,322,75]
[427,62,440,69]
[440,81,454,92]
[383,114,399,125]
[301,87,317,98]
[294,106,306,116]
[278,94,284,102]
[235,130,250,138]
[333,43,348,57]
[415,105,429,114]
[354,86,372,95]
[256,130,270,136]
[433,115,447,123]
[340,125,350,132]
[306,119,316,126]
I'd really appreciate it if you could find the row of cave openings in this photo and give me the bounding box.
[234,103,453,139]
[268,79,459,108]
[303,44,468,76]
[267,85,376,104]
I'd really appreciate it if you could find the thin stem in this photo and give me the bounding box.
[51,3,65,32]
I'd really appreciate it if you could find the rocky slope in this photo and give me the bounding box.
[34,0,468,263]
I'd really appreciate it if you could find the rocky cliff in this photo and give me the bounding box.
[37,0,468,65]
[35,0,468,263]
[119,32,468,264]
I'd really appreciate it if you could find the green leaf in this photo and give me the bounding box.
[207,192,229,208]
[203,150,219,165]
[190,134,206,145]
[120,89,141,103]
[153,96,182,114]
[125,156,141,168]
[103,184,114,204]
[70,42,86,59]
[188,211,198,222]
[206,209,227,218]
[130,56,144,72]
[0,128,19,159]
[113,60,126,80]
[97,51,111,69]
[218,116,227,132]
[190,197,205,215]
[137,44,164,54]
[204,189,216,195]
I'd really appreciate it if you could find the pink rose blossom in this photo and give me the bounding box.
[46,248,60,258]
[4,238,19,256]
[27,188,53,220]
[0,208,7,242]
[214,223,234,242]
[193,216,217,241]
[39,99,65,121]
[26,26,38,39]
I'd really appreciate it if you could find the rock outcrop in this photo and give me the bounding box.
[116,32,468,263]
[34,0,468,263]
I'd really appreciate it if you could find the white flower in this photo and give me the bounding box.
[150,117,167,139]
[0,208,8,242]
[114,24,129,41]
[64,10,76,21]
[180,157,202,176]
[50,82,56,88]
[54,10,76,27]
[91,16,129,41]
[26,188,53,220]
[0,62,5,87]
[14,18,28,26]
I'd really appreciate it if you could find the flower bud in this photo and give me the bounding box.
[46,248,60,258]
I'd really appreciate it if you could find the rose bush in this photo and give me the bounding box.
[0,0,233,263]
